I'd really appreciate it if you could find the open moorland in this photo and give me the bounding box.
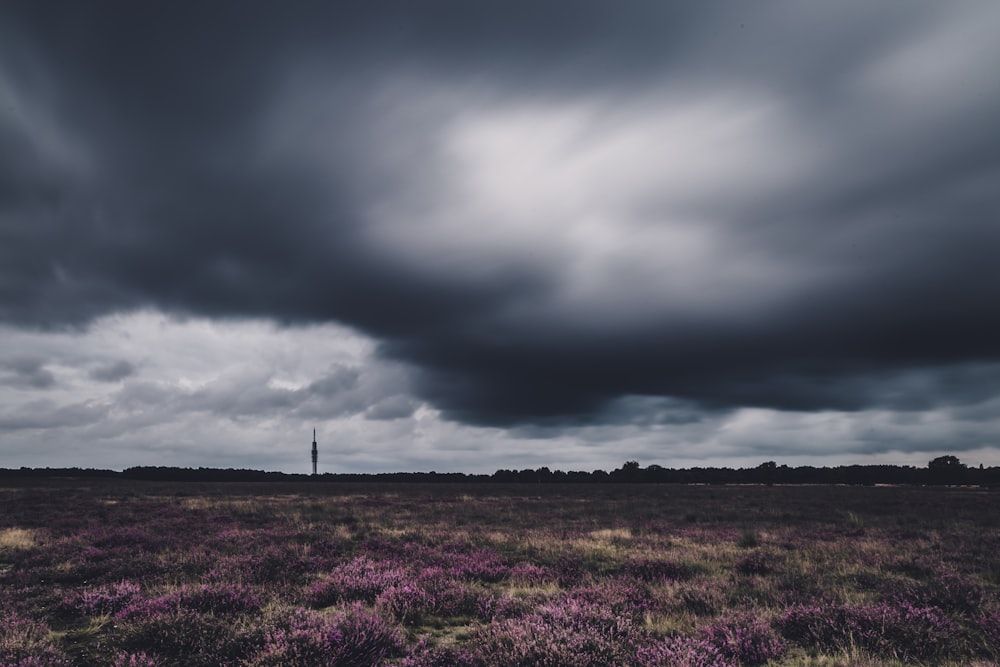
[1,480,998,666]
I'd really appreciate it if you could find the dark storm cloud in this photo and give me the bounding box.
[1,1,999,430]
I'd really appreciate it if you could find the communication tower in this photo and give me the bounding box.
[311,428,318,475]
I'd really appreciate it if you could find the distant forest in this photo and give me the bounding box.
[1,455,997,486]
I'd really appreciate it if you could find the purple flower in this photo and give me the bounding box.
[397,637,483,667]
[308,557,406,606]
[445,549,510,583]
[71,580,143,616]
[110,651,162,667]
[467,597,647,666]
[637,636,732,667]
[250,604,402,667]
[700,614,785,665]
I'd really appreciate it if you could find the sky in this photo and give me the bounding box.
[1,1,999,474]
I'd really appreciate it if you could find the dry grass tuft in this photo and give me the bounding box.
[776,650,908,666]
[589,527,632,541]
[0,527,36,551]
[643,610,698,635]
[502,582,560,598]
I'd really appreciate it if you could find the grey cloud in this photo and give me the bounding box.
[0,398,106,431]
[295,362,416,421]
[365,395,419,421]
[1,358,55,389]
[111,359,413,427]
[0,1,997,439]
[189,382,299,420]
[89,360,135,383]
[307,367,361,399]
[116,380,174,410]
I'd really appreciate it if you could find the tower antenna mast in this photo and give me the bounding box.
[311,428,318,475]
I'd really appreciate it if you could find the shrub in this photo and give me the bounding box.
[676,580,725,616]
[68,580,143,617]
[113,608,261,667]
[0,613,69,666]
[700,614,785,665]
[114,595,174,621]
[636,636,731,667]
[446,550,510,583]
[737,530,759,549]
[307,557,406,607]
[624,558,693,582]
[397,638,484,667]
[733,551,772,576]
[207,548,316,586]
[71,549,165,585]
[898,571,987,616]
[376,584,437,625]
[506,562,555,586]
[886,552,939,578]
[475,593,530,621]
[249,604,403,667]
[468,597,646,666]
[110,652,163,667]
[111,583,260,621]
[171,583,261,616]
[972,610,1000,659]
[0,657,71,667]
[567,580,657,619]
[776,601,959,661]
[376,567,486,624]
[554,554,585,588]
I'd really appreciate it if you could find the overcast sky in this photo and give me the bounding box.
[2,2,999,473]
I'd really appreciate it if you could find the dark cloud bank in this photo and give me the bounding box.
[2,1,999,434]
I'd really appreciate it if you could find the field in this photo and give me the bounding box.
[1,481,998,666]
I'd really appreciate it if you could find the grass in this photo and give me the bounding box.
[0,527,36,551]
[0,480,997,665]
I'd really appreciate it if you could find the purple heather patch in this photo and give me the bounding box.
[1,484,998,665]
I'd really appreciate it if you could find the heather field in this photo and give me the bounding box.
[1,481,998,666]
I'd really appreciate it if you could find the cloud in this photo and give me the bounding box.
[0,358,56,389]
[0,398,106,432]
[0,312,426,469]
[0,2,998,468]
[0,312,997,472]
[365,395,420,421]
[89,360,135,383]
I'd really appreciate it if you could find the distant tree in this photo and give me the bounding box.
[756,460,778,485]
[516,468,537,483]
[612,460,642,482]
[645,464,667,482]
[929,455,963,469]
[928,455,967,485]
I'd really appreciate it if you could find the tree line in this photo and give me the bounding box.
[1,456,996,486]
